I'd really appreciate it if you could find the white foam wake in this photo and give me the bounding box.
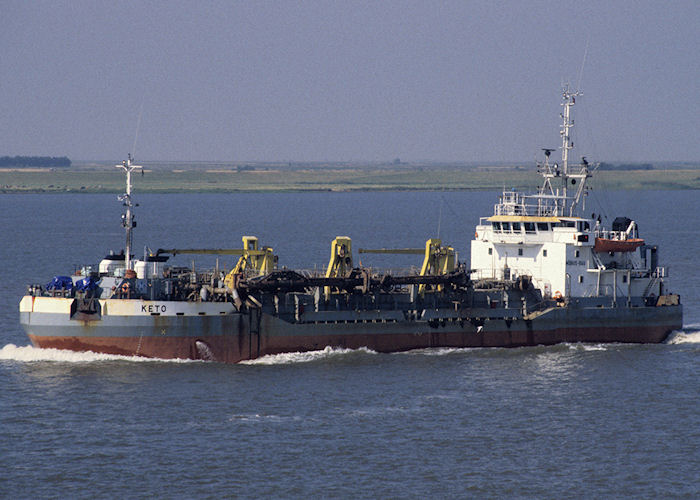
[396,347,477,356]
[666,326,700,344]
[565,343,608,351]
[240,345,376,365]
[399,344,607,356]
[0,344,194,363]
[229,413,303,423]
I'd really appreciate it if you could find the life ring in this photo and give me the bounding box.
[553,290,562,300]
[120,282,131,294]
[475,231,478,238]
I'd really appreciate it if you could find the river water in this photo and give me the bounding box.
[1,190,698,498]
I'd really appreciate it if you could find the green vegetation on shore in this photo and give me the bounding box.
[1,162,699,193]
[0,156,71,168]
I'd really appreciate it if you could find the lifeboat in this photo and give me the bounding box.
[593,237,644,253]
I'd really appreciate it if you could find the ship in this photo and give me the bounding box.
[19,87,682,362]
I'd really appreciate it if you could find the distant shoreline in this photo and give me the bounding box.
[1,164,699,193]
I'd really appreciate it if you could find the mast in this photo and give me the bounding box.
[117,154,142,270]
[559,84,580,213]
[528,86,591,218]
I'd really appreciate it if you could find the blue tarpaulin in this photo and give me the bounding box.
[75,276,98,292]
[46,276,73,290]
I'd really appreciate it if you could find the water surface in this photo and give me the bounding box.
[1,191,697,498]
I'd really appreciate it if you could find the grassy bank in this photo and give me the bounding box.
[1,164,699,193]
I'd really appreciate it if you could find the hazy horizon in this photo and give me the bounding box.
[2,1,699,163]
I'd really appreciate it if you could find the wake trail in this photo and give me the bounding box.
[240,346,377,365]
[665,326,700,344]
[0,344,195,363]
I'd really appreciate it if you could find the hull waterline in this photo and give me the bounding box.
[22,301,682,363]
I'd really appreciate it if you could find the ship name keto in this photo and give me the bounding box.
[141,304,167,313]
[566,260,586,266]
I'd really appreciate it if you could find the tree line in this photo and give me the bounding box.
[0,156,71,168]
[598,162,653,170]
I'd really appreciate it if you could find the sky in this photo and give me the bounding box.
[1,0,699,163]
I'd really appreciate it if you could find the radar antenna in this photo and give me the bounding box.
[558,84,590,215]
[530,86,592,217]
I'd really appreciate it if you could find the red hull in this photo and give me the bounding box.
[29,322,675,364]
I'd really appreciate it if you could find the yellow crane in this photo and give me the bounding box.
[358,238,456,292]
[324,236,353,299]
[157,236,276,290]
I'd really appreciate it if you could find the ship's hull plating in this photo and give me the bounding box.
[20,296,682,363]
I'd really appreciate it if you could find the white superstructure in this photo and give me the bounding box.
[471,86,666,304]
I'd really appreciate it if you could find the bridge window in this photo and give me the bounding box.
[512,222,521,232]
[492,222,501,232]
[524,222,536,233]
[502,222,511,232]
[537,222,550,231]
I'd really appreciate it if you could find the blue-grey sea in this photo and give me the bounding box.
[1,190,698,499]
